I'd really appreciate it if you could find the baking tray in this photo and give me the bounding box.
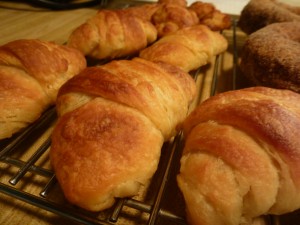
[1,2,300,224]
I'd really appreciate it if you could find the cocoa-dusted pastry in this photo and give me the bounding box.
[140,25,228,72]
[67,9,157,60]
[189,1,231,31]
[50,57,196,211]
[240,22,300,93]
[0,39,86,140]
[178,86,300,225]
[238,0,300,34]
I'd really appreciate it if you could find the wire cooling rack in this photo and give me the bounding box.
[2,16,294,225]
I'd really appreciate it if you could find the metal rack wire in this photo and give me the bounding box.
[0,19,238,225]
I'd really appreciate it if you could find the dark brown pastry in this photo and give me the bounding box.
[239,0,300,34]
[240,22,300,93]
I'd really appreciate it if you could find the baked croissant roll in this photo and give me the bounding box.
[151,3,199,37]
[50,57,196,211]
[0,39,86,140]
[140,24,228,72]
[188,1,232,31]
[67,9,158,60]
[177,87,300,225]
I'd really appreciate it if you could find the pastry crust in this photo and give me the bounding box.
[51,97,164,211]
[140,25,228,72]
[51,57,196,211]
[0,39,86,139]
[67,9,157,60]
[178,87,300,225]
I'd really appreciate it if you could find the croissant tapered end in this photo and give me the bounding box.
[0,39,86,139]
[178,86,300,225]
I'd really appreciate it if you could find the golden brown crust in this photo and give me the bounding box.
[239,22,300,93]
[189,1,231,31]
[139,25,228,72]
[0,66,48,139]
[51,98,164,211]
[151,3,199,37]
[57,57,196,140]
[67,9,157,60]
[51,57,196,211]
[0,39,86,139]
[0,39,86,102]
[238,0,300,34]
[178,87,300,225]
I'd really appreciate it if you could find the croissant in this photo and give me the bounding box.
[177,86,300,225]
[189,1,232,31]
[139,24,228,72]
[67,9,158,60]
[50,57,196,211]
[0,39,86,140]
[151,3,199,37]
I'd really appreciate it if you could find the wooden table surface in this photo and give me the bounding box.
[0,0,299,225]
[0,1,99,46]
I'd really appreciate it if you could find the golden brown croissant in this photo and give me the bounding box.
[189,1,232,31]
[177,86,300,225]
[0,39,86,139]
[67,9,158,60]
[139,24,228,72]
[151,0,230,37]
[50,57,196,211]
[151,3,199,37]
